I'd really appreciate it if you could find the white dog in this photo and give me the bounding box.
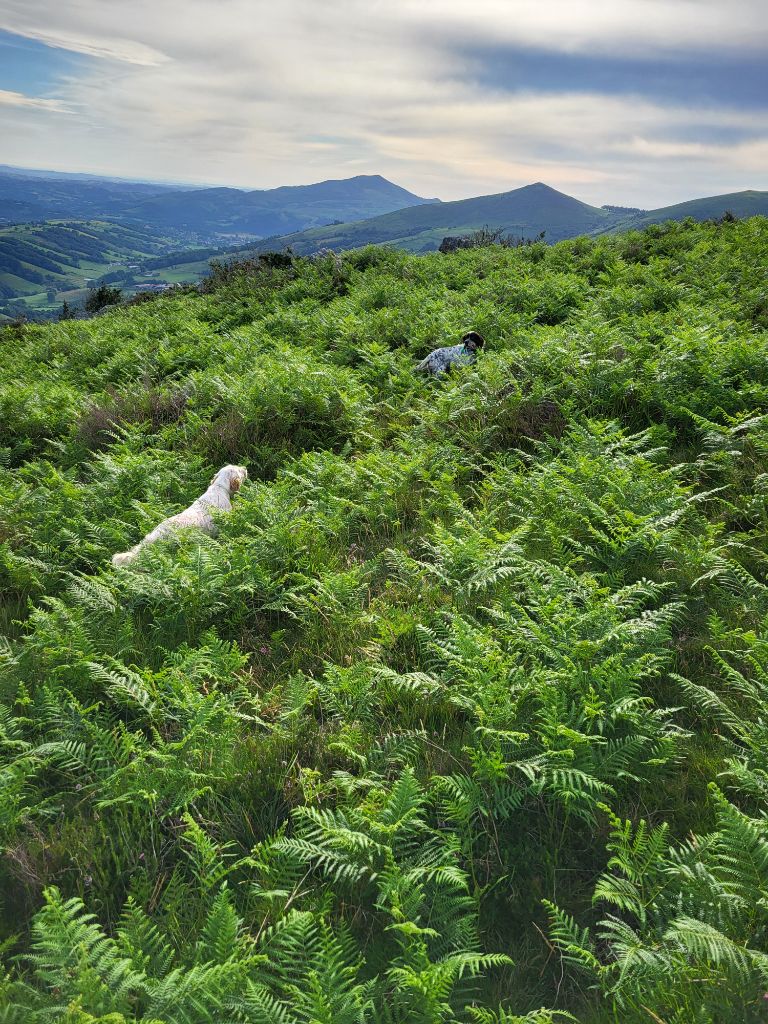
[112,464,248,567]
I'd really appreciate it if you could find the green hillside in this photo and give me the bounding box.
[0,174,441,317]
[250,181,617,254]
[1,217,768,1022]
[0,221,209,318]
[241,184,768,258]
[606,188,768,233]
[7,186,766,319]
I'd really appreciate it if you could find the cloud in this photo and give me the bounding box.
[395,0,768,56]
[0,26,168,65]
[0,88,70,112]
[0,1,169,65]
[0,1,765,207]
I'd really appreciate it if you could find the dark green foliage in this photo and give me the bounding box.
[438,226,546,252]
[86,284,124,313]
[0,217,768,1022]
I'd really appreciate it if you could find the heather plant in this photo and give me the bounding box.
[0,216,767,1021]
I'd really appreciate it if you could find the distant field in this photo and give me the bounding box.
[0,220,211,317]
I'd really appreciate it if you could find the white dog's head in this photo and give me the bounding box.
[211,464,248,494]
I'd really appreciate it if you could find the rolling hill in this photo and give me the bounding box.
[248,181,615,254]
[599,189,768,233]
[0,171,442,315]
[0,220,202,316]
[247,183,768,256]
[56,183,767,311]
[4,175,766,320]
[121,174,440,239]
[0,166,437,243]
[0,165,197,226]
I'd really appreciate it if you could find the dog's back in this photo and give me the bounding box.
[111,464,247,567]
[417,342,475,376]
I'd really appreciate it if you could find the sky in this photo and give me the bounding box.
[0,0,766,208]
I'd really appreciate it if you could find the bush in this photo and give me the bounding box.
[85,283,123,313]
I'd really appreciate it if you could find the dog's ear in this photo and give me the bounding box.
[230,476,241,493]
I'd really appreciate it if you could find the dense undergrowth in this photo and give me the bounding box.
[1,217,768,1023]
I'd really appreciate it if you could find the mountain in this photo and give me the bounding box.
[602,189,768,232]
[5,175,766,319]
[245,183,768,257]
[121,174,440,239]
[0,166,438,243]
[247,182,617,254]
[0,170,439,314]
[0,165,196,226]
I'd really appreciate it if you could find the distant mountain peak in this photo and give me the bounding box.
[117,172,439,237]
[522,181,558,193]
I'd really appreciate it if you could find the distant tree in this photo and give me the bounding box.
[85,283,122,313]
[59,299,75,320]
[46,289,57,303]
[602,204,646,215]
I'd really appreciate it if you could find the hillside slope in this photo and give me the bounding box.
[0,220,193,313]
[250,181,616,253]
[605,188,768,232]
[123,173,440,238]
[1,217,768,1022]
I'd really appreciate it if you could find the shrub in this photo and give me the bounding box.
[85,284,123,313]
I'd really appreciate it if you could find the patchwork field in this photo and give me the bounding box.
[0,220,210,319]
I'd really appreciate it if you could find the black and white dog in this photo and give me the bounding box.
[416,331,485,376]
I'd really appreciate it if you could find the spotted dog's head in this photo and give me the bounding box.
[211,464,249,494]
[462,331,485,353]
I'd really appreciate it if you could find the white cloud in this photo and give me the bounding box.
[0,88,70,112]
[0,0,765,207]
[0,26,167,65]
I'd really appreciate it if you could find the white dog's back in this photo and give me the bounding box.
[111,464,247,567]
